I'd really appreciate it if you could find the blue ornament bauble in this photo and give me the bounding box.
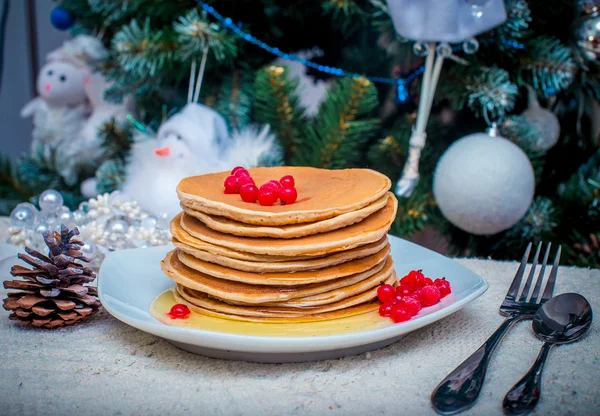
[50,6,75,31]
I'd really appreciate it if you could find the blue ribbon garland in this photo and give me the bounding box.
[194,0,423,102]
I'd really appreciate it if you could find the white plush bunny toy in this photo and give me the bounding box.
[21,35,107,184]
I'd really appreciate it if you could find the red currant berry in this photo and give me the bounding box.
[401,269,426,288]
[379,303,394,317]
[433,278,452,298]
[280,175,295,187]
[235,169,250,179]
[237,175,255,187]
[240,184,259,203]
[400,296,422,317]
[424,277,433,286]
[420,285,441,307]
[231,166,245,175]
[377,284,396,303]
[167,303,190,319]
[279,186,298,205]
[260,182,279,192]
[390,305,411,323]
[396,285,413,297]
[224,175,239,194]
[268,180,283,191]
[258,188,278,206]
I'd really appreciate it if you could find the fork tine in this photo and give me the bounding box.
[505,242,532,299]
[530,243,551,303]
[518,242,542,302]
[541,246,561,302]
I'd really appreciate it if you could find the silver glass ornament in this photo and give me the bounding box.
[38,189,64,214]
[574,12,600,60]
[106,218,129,234]
[10,203,38,228]
[463,37,480,54]
[413,41,430,56]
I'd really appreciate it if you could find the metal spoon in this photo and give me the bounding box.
[502,293,593,415]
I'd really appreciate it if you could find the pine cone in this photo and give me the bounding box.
[2,225,101,328]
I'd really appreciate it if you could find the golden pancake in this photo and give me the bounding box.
[173,236,389,273]
[170,216,325,262]
[161,250,392,304]
[177,243,390,286]
[182,193,389,239]
[173,288,381,323]
[234,267,396,308]
[174,272,393,320]
[178,193,398,257]
[177,167,391,225]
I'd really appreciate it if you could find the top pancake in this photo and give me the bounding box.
[177,166,391,226]
[178,193,398,257]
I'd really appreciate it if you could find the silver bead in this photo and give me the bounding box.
[106,218,129,234]
[10,203,38,228]
[462,37,479,54]
[38,189,63,214]
[436,42,452,58]
[413,42,430,57]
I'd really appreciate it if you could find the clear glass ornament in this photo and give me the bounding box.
[141,215,158,230]
[10,203,38,228]
[38,189,63,214]
[57,208,75,227]
[106,234,128,251]
[72,209,90,226]
[465,0,491,19]
[34,222,51,235]
[106,217,129,234]
[463,37,479,54]
[413,42,430,57]
[436,43,452,57]
[80,241,97,258]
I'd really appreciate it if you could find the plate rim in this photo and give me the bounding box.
[98,237,488,354]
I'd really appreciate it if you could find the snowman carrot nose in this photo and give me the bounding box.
[154,146,171,157]
[44,83,52,92]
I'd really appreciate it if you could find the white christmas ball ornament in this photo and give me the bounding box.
[10,203,38,228]
[433,128,535,235]
[521,86,560,152]
[39,189,63,213]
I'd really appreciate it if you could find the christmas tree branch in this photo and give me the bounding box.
[253,65,306,162]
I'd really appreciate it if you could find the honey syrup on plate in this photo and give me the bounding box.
[150,288,394,337]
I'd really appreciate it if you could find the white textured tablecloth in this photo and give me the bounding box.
[0,252,598,416]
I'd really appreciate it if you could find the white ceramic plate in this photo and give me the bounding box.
[98,236,487,363]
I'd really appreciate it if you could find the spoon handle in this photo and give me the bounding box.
[503,342,553,415]
[431,317,519,414]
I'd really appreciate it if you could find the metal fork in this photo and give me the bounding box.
[430,242,561,415]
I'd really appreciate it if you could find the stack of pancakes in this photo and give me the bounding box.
[161,167,398,322]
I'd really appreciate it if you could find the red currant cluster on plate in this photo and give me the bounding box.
[223,166,298,206]
[168,303,190,319]
[377,270,452,323]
